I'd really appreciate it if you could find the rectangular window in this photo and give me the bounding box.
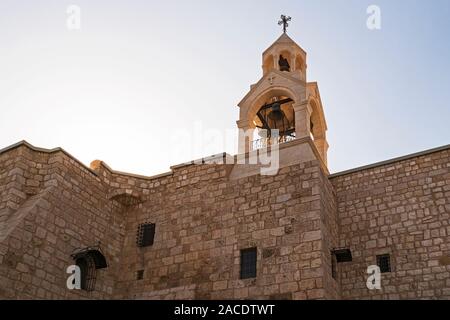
[136,270,144,280]
[240,248,257,279]
[376,254,391,273]
[136,223,155,247]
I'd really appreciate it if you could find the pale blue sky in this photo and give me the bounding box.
[0,0,449,175]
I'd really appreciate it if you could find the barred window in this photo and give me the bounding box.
[136,270,144,280]
[76,256,96,291]
[240,248,257,279]
[71,246,107,292]
[136,223,156,247]
[377,254,391,273]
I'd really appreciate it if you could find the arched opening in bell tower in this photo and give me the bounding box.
[309,99,324,141]
[263,54,275,74]
[251,94,296,149]
[295,54,305,73]
[278,51,292,72]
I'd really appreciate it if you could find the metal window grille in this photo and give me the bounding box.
[76,255,97,291]
[240,248,257,279]
[136,223,155,247]
[136,270,144,280]
[70,245,107,292]
[377,254,391,273]
[251,134,296,151]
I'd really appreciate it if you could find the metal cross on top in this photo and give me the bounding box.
[278,14,291,33]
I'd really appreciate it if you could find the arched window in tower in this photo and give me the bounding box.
[309,100,320,141]
[294,54,305,80]
[308,98,327,146]
[252,96,296,149]
[295,54,304,72]
[278,54,290,72]
[75,256,96,291]
[71,246,108,291]
[263,54,274,74]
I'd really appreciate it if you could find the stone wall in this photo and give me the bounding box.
[1,140,336,300]
[113,158,334,300]
[0,143,125,299]
[320,167,340,299]
[330,147,450,299]
[1,141,449,300]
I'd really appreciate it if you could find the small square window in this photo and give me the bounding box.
[136,270,144,280]
[240,248,257,279]
[136,223,155,247]
[377,254,391,273]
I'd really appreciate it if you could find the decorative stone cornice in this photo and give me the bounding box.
[293,100,312,114]
[236,119,253,129]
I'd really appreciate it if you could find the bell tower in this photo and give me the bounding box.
[237,16,329,167]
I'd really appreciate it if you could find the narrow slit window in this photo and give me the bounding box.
[136,223,156,247]
[331,253,337,280]
[240,248,257,279]
[376,254,391,273]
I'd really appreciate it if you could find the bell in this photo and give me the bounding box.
[268,103,283,121]
[279,55,291,72]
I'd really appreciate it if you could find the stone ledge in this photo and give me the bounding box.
[0,140,173,181]
[329,144,450,179]
[0,138,330,183]
[0,140,99,177]
[91,159,173,181]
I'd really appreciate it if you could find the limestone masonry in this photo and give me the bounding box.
[0,33,449,300]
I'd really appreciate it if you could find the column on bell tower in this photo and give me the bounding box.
[293,100,312,139]
[237,119,255,154]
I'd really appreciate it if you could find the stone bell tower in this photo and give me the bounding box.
[236,19,329,168]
